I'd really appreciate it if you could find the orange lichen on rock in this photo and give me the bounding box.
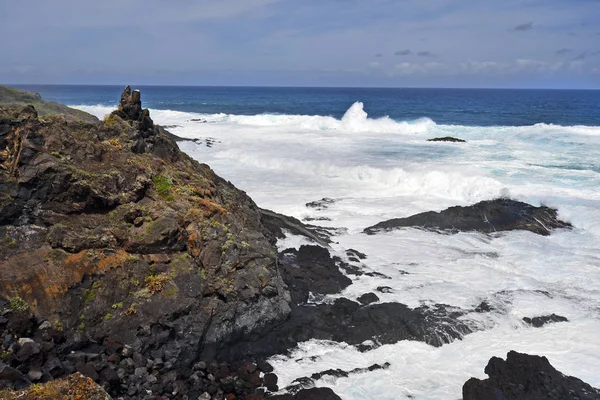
[197,198,227,217]
[0,248,133,317]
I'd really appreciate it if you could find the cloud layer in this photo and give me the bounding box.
[0,0,599,87]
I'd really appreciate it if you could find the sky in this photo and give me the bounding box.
[0,0,599,88]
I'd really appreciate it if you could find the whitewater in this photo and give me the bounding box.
[77,102,600,399]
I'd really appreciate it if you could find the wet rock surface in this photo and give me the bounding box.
[305,198,335,210]
[221,241,479,361]
[259,208,332,246]
[463,351,600,400]
[523,313,568,327]
[270,387,342,400]
[364,198,572,236]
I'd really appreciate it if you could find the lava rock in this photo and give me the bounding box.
[522,313,568,327]
[364,198,572,236]
[357,293,380,305]
[305,198,335,210]
[463,350,600,400]
[279,245,352,305]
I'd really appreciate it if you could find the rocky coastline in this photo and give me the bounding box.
[1,86,598,399]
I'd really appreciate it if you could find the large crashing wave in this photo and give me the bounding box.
[202,102,435,134]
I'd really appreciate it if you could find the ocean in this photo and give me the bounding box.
[17,85,600,399]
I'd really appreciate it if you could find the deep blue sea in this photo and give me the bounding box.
[13,85,600,126]
[10,84,600,399]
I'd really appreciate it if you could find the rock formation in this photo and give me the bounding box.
[463,351,600,400]
[364,198,572,236]
[0,87,292,398]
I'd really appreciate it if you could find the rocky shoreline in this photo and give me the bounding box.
[1,86,598,399]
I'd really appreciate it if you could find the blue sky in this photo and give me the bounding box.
[1,0,599,88]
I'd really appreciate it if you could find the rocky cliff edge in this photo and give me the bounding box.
[0,86,291,365]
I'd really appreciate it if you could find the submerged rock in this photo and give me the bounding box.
[364,198,572,236]
[463,351,600,400]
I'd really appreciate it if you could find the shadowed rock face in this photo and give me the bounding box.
[364,198,572,236]
[0,87,291,372]
[463,351,600,400]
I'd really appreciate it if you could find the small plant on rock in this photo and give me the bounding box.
[9,297,29,312]
[152,175,172,197]
[144,273,170,294]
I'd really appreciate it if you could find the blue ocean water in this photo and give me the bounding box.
[13,85,600,126]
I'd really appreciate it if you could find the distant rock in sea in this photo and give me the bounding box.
[427,136,466,142]
[364,198,572,236]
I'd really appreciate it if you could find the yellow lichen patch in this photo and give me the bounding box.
[108,138,123,150]
[0,372,111,399]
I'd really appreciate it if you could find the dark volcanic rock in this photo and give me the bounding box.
[427,136,466,142]
[259,208,332,246]
[270,387,342,400]
[364,198,572,236]
[225,295,476,361]
[523,313,568,327]
[0,88,293,397]
[463,350,600,400]
[357,292,379,305]
[310,362,390,381]
[305,198,335,210]
[279,245,352,304]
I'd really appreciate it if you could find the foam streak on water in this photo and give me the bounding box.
[75,102,600,399]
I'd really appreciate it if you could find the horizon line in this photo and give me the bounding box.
[5,83,600,91]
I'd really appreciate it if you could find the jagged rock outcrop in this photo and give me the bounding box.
[0,87,292,397]
[364,198,572,236]
[463,351,600,400]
